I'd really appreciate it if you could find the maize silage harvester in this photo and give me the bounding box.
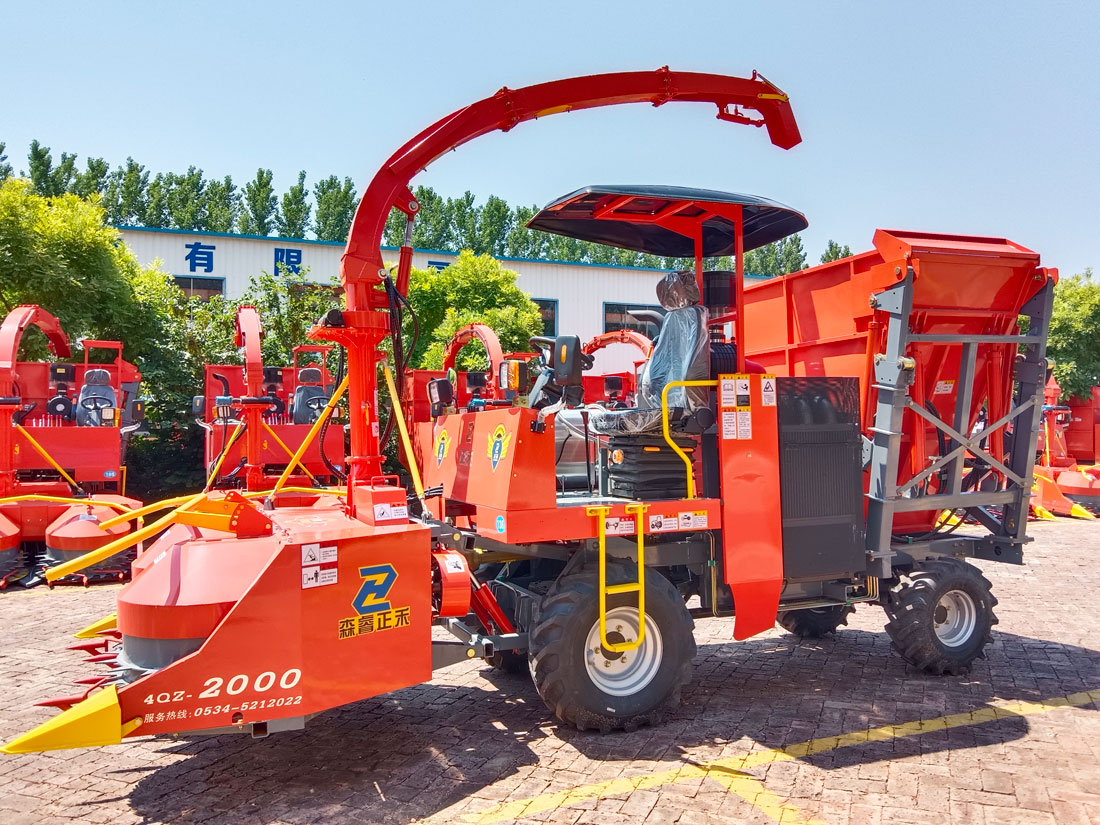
[0,305,143,589]
[3,68,1058,753]
[194,305,346,493]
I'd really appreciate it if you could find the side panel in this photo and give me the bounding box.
[717,373,784,640]
[115,520,431,736]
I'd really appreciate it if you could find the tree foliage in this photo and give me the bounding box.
[408,251,542,370]
[27,141,76,197]
[820,240,852,263]
[744,235,808,276]
[314,175,358,241]
[276,171,311,239]
[239,168,278,236]
[1047,269,1100,399]
[204,175,239,232]
[0,143,11,180]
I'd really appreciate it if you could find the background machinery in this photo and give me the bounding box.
[0,305,142,588]
[2,68,1057,753]
[194,305,346,492]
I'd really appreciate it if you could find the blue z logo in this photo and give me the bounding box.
[352,564,398,615]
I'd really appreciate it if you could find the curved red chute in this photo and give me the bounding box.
[0,305,72,396]
[340,68,802,308]
[233,306,265,397]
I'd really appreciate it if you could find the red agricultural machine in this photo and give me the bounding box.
[2,68,1059,754]
[1032,369,1099,515]
[0,305,142,588]
[193,305,346,492]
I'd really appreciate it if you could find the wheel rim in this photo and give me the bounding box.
[583,606,663,697]
[933,589,977,647]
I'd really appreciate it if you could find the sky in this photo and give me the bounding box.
[3,1,1098,275]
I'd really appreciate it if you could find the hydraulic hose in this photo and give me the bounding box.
[318,345,347,483]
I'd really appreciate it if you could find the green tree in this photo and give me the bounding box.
[276,170,311,238]
[409,186,451,250]
[744,235,808,277]
[820,240,852,263]
[0,142,11,180]
[165,166,206,230]
[313,175,357,241]
[143,173,170,227]
[27,140,76,196]
[0,177,150,356]
[407,250,542,369]
[72,157,110,199]
[204,175,239,232]
[245,266,342,366]
[238,168,278,235]
[1047,269,1100,399]
[477,195,513,256]
[504,204,543,259]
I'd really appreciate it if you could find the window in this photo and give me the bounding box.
[533,298,557,336]
[604,303,665,340]
[174,276,225,301]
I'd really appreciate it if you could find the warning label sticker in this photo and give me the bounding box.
[722,410,738,440]
[604,516,636,536]
[373,502,409,522]
[720,377,738,408]
[301,543,337,567]
[737,409,752,440]
[934,380,955,395]
[443,555,466,574]
[649,513,680,533]
[302,565,338,589]
[679,510,708,530]
[735,377,751,407]
[761,376,777,407]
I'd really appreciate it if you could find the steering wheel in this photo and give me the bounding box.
[529,336,555,358]
[306,397,328,413]
[81,397,113,412]
[265,394,286,416]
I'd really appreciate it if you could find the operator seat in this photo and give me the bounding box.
[292,367,329,424]
[76,369,118,426]
[589,270,710,435]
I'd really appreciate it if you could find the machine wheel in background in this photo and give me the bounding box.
[777,604,854,638]
[488,650,528,674]
[528,565,694,732]
[884,558,997,675]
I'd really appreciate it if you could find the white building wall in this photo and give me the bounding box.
[117,227,670,345]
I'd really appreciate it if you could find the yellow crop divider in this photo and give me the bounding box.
[587,503,649,654]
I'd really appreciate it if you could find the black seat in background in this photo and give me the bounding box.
[292,367,329,424]
[76,368,117,426]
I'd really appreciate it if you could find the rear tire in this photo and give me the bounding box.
[529,565,694,732]
[884,558,997,675]
[777,604,854,638]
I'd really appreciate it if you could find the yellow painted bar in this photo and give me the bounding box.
[272,374,349,495]
[659,380,716,499]
[14,425,81,490]
[97,494,194,530]
[382,365,425,501]
[0,494,131,513]
[204,423,245,491]
[260,420,319,483]
[45,492,207,581]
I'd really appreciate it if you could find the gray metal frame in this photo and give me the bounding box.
[864,269,1054,575]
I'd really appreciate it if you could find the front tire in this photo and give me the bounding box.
[884,558,997,675]
[529,565,695,732]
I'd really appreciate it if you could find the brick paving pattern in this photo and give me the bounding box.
[0,518,1098,824]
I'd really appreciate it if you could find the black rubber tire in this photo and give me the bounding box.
[528,565,695,732]
[884,558,998,675]
[777,604,854,638]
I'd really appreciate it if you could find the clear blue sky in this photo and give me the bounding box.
[3,2,1098,274]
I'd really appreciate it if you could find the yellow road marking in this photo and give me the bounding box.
[461,689,1100,825]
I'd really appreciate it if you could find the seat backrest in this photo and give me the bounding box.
[636,272,710,412]
[76,368,118,426]
[292,385,329,424]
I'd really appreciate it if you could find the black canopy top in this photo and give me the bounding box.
[527,185,807,258]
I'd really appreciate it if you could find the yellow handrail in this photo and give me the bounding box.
[46,492,207,582]
[241,486,347,499]
[659,380,717,499]
[260,420,319,484]
[588,504,649,654]
[271,374,349,496]
[382,365,425,502]
[205,423,245,491]
[0,494,132,513]
[97,494,196,530]
[14,425,81,490]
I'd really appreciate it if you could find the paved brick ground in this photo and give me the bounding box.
[1,518,1099,825]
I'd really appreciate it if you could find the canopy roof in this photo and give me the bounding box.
[527,185,807,258]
